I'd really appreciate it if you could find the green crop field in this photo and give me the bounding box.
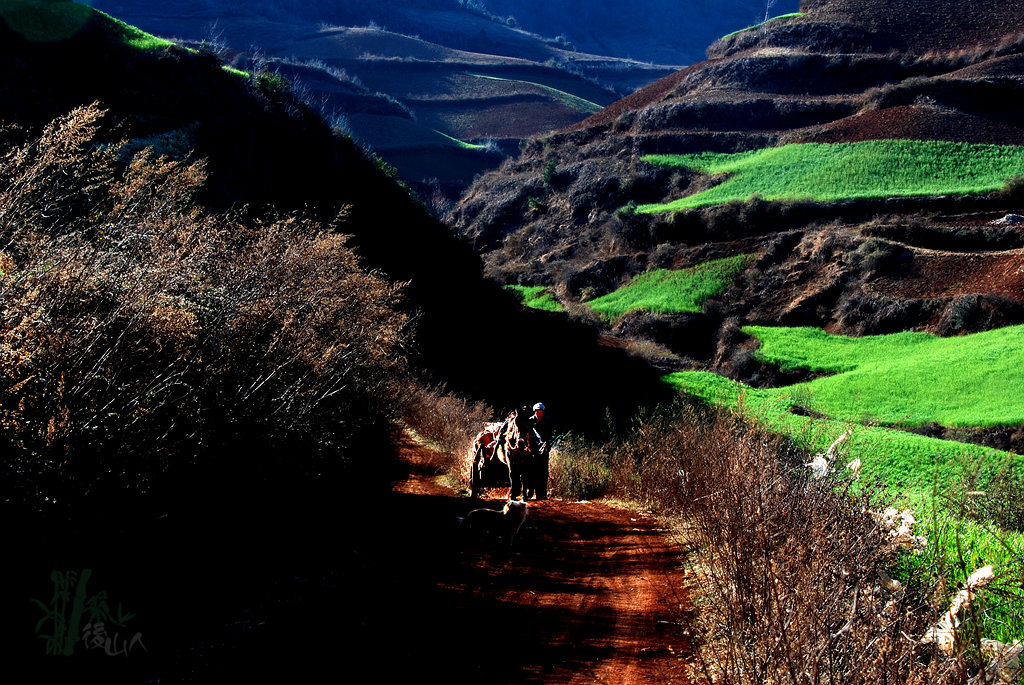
[505,285,564,312]
[663,365,1024,640]
[0,1,172,50]
[664,323,1024,492]
[637,140,1024,212]
[585,254,752,320]
[663,369,1022,498]
[744,324,1024,428]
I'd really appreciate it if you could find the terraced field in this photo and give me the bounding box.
[639,141,1024,212]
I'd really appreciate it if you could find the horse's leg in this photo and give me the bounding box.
[471,445,484,499]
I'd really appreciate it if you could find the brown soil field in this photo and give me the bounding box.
[805,0,1024,53]
[791,105,1024,145]
[874,247,1024,300]
[568,60,718,130]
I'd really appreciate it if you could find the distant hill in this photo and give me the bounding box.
[83,0,791,202]
[479,0,800,65]
[451,0,1024,427]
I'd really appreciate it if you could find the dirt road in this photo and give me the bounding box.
[4,433,695,683]
[379,434,695,684]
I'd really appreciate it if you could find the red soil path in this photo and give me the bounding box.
[389,433,695,684]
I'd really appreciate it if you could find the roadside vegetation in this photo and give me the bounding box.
[0,105,408,518]
[657,324,1024,650]
[539,397,1023,683]
[638,141,1024,212]
[585,254,752,320]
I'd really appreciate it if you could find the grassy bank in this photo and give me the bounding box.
[659,324,1024,645]
[543,398,1019,681]
[0,1,172,49]
[504,284,565,312]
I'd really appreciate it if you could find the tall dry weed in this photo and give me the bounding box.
[400,383,493,478]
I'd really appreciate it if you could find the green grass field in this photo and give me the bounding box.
[663,365,1024,640]
[505,285,564,312]
[664,323,1024,493]
[744,324,1024,428]
[638,141,1024,212]
[0,1,172,50]
[663,369,1022,497]
[432,129,489,150]
[585,254,752,320]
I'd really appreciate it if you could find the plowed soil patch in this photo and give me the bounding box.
[794,105,1024,145]
[875,249,1024,300]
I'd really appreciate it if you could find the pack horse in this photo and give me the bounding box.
[470,408,540,500]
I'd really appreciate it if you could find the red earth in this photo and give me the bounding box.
[874,247,1024,301]
[792,105,1024,146]
[388,433,696,684]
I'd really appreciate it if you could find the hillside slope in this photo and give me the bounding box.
[0,1,669,527]
[451,0,1024,383]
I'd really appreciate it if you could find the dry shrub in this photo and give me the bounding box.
[556,398,972,684]
[0,104,408,512]
[400,383,493,480]
[548,431,615,501]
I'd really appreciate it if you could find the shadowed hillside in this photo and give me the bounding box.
[84,0,691,203]
[1,0,669,485]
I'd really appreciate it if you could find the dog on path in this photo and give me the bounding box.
[456,500,528,547]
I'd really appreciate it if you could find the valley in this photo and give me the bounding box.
[2,0,1024,682]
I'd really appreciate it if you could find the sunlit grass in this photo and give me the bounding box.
[466,73,601,114]
[663,369,1022,499]
[432,128,488,150]
[744,324,1024,428]
[638,141,1024,212]
[721,12,805,40]
[663,367,1024,639]
[585,254,752,320]
[505,285,564,312]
